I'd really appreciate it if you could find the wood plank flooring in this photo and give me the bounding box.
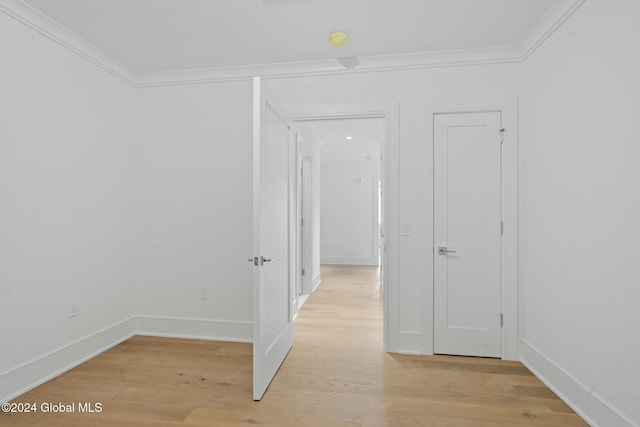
[0,265,588,426]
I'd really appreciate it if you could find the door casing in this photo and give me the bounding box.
[294,154,313,314]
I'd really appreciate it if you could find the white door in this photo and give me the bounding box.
[252,77,293,400]
[433,111,502,358]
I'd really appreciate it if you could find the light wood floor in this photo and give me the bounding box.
[1,265,587,426]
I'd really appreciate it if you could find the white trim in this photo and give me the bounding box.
[0,317,136,403]
[424,98,519,361]
[296,294,310,314]
[519,340,636,427]
[135,316,252,343]
[519,0,588,61]
[320,257,377,266]
[134,47,522,87]
[311,272,321,292]
[373,174,381,267]
[0,0,137,86]
[301,156,314,296]
[294,151,303,305]
[0,0,585,87]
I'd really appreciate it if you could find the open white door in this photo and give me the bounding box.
[251,77,293,400]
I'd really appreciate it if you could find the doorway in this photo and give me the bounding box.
[293,117,386,315]
[251,82,399,400]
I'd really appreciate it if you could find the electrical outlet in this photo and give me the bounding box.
[201,286,209,300]
[69,300,79,318]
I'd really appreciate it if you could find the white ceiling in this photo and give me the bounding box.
[21,0,557,74]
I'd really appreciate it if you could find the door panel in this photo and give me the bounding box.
[252,77,293,400]
[434,112,502,358]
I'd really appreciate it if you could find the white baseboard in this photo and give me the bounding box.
[311,272,321,292]
[519,339,636,427]
[296,294,310,314]
[320,257,377,266]
[0,317,136,404]
[136,316,252,343]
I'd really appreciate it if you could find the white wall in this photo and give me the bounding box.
[134,82,254,340]
[0,11,136,400]
[320,144,380,265]
[266,64,521,354]
[520,1,640,426]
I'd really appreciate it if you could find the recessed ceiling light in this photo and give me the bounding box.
[346,136,353,140]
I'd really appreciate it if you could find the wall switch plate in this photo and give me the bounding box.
[402,223,412,236]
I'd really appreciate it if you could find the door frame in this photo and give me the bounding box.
[426,98,519,361]
[294,153,313,312]
[373,174,381,268]
[287,101,399,352]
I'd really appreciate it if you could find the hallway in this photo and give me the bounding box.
[1,266,587,426]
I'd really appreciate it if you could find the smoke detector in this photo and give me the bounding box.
[329,32,349,49]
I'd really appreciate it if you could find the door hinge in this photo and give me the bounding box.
[500,313,504,328]
[301,218,304,226]
[500,221,504,235]
[301,168,303,175]
[302,268,305,276]
[499,128,505,143]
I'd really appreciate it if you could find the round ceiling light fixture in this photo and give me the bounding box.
[329,32,348,49]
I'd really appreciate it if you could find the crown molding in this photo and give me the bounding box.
[519,0,587,61]
[0,0,138,86]
[1,0,585,88]
[134,46,524,87]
